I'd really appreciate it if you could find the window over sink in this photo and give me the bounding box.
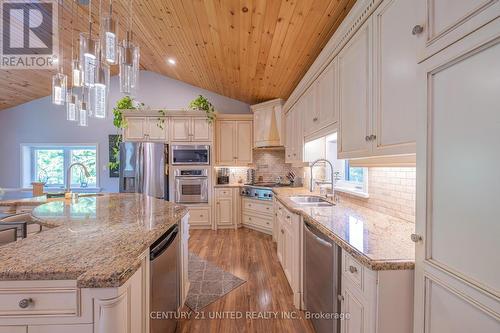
[304,132,368,198]
[21,144,98,189]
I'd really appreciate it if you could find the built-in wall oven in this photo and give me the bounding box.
[171,145,210,165]
[174,168,209,204]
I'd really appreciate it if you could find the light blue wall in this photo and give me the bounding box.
[0,70,250,191]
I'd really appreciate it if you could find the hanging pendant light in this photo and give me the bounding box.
[119,0,140,94]
[52,0,67,105]
[78,89,89,127]
[52,72,67,105]
[102,0,118,65]
[70,0,82,88]
[92,56,110,119]
[66,92,79,121]
[80,0,99,87]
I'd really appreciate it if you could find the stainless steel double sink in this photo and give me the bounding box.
[289,196,334,207]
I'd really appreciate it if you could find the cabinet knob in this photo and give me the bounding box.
[281,229,284,234]
[313,117,318,122]
[287,215,291,219]
[411,233,423,243]
[365,135,370,141]
[412,25,424,35]
[349,265,358,274]
[19,298,33,309]
[370,134,377,141]
[337,294,344,302]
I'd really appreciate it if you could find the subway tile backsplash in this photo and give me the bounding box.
[339,167,416,223]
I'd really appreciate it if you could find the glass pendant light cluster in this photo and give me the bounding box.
[54,0,138,126]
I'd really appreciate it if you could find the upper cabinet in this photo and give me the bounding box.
[251,99,284,148]
[171,116,212,142]
[338,18,373,159]
[415,0,500,61]
[284,104,303,165]
[123,117,168,142]
[303,59,339,137]
[215,115,253,166]
[372,0,417,156]
[338,0,418,159]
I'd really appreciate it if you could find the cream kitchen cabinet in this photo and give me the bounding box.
[371,0,418,156]
[415,0,500,62]
[303,59,339,137]
[215,188,233,228]
[338,18,373,159]
[284,104,304,165]
[339,0,418,159]
[274,199,301,308]
[187,206,211,229]
[215,117,253,166]
[242,198,273,234]
[123,117,168,142]
[170,117,212,142]
[340,250,414,333]
[413,19,500,333]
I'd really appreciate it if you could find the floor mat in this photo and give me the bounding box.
[185,253,246,311]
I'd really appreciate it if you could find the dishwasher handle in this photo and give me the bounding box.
[304,221,333,248]
[150,225,179,261]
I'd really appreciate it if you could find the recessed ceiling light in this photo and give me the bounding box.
[167,58,176,65]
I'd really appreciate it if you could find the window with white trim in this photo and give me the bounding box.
[21,144,98,189]
[304,133,368,197]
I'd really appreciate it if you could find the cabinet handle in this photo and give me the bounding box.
[249,217,252,221]
[369,134,377,141]
[349,265,358,274]
[313,117,318,122]
[337,294,344,302]
[411,233,423,243]
[266,207,270,210]
[19,298,33,309]
[412,25,424,35]
[281,229,284,234]
[365,135,370,141]
[287,215,291,219]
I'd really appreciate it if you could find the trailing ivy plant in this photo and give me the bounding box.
[109,96,139,171]
[188,95,216,123]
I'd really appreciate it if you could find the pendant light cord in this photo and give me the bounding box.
[88,0,92,38]
[59,0,64,74]
[70,0,74,62]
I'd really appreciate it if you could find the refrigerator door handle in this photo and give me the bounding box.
[136,143,144,193]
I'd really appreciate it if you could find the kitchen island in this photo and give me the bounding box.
[0,193,189,333]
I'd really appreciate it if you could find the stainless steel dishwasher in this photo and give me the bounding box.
[150,224,180,333]
[303,220,341,333]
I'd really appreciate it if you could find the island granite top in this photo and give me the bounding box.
[0,193,187,288]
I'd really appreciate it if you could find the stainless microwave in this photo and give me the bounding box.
[171,145,210,165]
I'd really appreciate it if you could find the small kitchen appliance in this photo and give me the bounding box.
[217,168,230,185]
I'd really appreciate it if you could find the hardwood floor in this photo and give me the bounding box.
[177,228,315,333]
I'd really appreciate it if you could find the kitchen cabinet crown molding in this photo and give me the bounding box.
[283,0,383,114]
[121,109,212,117]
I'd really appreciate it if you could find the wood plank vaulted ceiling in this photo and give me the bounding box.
[0,0,356,111]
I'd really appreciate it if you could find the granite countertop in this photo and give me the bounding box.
[213,184,244,188]
[273,188,415,270]
[0,193,188,288]
[0,195,48,207]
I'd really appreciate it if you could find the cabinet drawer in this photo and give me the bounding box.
[215,188,232,198]
[343,252,364,291]
[0,326,26,333]
[242,199,273,216]
[0,287,78,316]
[242,214,272,230]
[188,207,211,226]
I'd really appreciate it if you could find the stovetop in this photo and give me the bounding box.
[241,183,290,200]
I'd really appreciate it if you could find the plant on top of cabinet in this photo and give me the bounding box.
[109,96,141,171]
[188,95,216,123]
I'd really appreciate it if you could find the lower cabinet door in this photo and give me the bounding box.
[342,287,367,333]
[216,198,233,226]
[0,327,26,333]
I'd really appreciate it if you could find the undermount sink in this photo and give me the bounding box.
[289,196,334,207]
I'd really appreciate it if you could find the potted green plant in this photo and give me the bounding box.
[188,95,216,123]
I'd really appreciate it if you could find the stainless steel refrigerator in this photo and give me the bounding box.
[119,142,169,200]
